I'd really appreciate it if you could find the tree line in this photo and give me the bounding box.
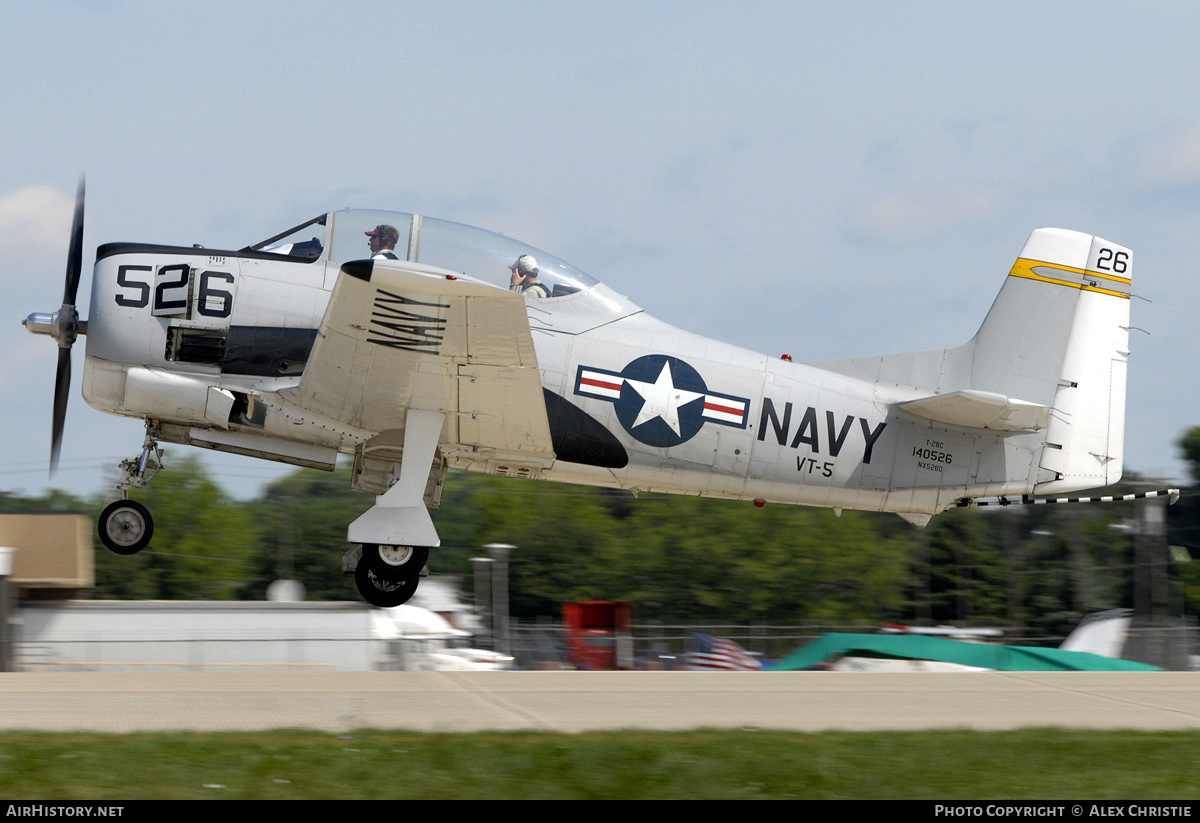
[5,436,1200,636]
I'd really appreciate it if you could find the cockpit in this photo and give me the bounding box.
[246,209,600,299]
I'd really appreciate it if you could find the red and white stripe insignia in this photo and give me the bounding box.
[701,395,746,424]
[577,369,624,400]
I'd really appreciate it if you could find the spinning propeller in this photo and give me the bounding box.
[23,179,87,476]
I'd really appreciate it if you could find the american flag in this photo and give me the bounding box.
[684,632,762,671]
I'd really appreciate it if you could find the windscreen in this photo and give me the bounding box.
[245,214,328,261]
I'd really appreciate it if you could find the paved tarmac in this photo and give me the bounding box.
[2,671,1200,733]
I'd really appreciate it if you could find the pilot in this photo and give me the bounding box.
[509,254,550,298]
[365,225,401,260]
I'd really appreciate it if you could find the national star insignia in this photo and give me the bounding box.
[623,361,704,436]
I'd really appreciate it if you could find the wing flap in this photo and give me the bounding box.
[283,260,553,457]
[895,389,1050,432]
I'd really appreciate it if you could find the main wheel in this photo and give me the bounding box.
[355,562,418,607]
[98,500,153,555]
[361,544,429,581]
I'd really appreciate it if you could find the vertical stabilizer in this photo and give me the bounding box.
[971,228,1130,493]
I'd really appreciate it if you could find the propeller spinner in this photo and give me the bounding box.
[23,179,87,476]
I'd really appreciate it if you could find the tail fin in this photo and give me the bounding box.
[811,228,1131,493]
[973,228,1130,492]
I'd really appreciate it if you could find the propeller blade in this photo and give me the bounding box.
[62,178,85,307]
[50,346,71,476]
[50,177,85,476]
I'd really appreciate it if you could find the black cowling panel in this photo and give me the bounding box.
[221,327,318,376]
[542,388,628,469]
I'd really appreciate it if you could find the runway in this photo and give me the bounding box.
[2,671,1200,734]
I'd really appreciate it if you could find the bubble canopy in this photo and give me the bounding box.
[247,209,600,298]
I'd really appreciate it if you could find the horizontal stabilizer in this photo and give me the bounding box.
[895,390,1050,432]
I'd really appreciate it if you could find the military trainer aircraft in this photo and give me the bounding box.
[24,183,1147,605]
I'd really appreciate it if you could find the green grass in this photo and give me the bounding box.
[1,729,1198,799]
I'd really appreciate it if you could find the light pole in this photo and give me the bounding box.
[470,556,495,649]
[484,544,514,656]
[0,547,14,672]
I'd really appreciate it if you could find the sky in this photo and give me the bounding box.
[3,1,1200,503]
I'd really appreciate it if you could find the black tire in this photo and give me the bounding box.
[354,562,418,608]
[361,544,429,582]
[98,500,153,555]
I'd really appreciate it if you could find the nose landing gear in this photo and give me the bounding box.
[98,422,163,556]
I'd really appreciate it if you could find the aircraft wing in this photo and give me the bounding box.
[894,390,1050,432]
[282,259,554,459]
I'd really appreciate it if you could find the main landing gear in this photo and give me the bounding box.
[352,544,429,607]
[97,422,163,556]
[344,409,444,608]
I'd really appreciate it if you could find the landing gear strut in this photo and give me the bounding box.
[98,421,163,556]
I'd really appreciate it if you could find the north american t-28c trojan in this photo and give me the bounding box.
[25,183,1158,605]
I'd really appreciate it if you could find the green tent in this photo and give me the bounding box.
[770,633,1162,672]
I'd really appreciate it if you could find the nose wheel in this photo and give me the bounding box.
[98,499,154,555]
